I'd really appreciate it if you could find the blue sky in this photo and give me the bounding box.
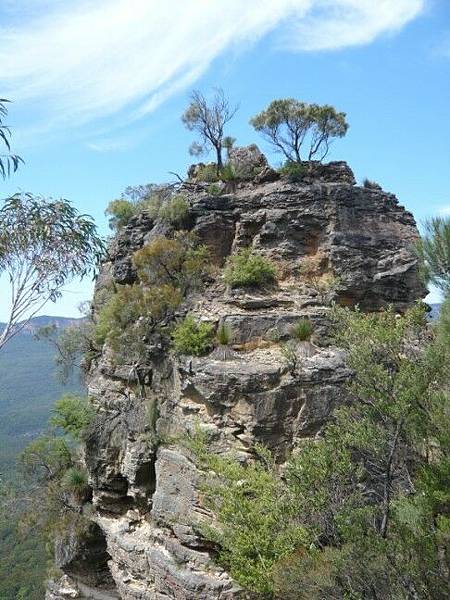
[0,0,448,319]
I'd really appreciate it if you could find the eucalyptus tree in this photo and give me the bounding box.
[182,88,238,172]
[0,193,105,350]
[250,99,348,163]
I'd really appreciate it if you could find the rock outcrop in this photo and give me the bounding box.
[47,159,425,599]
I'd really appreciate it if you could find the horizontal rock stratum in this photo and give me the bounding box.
[47,156,426,599]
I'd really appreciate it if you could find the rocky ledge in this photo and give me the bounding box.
[46,153,425,599]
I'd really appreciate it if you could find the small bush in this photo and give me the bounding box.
[279,160,307,182]
[362,178,381,190]
[94,283,182,359]
[216,323,232,346]
[105,199,136,230]
[207,183,222,196]
[220,163,237,182]
[50,394,94,440]
[133,232,211,294]
[291,319,314,342]
[161,195,189,225]
[197,163,220,182]
[62,467,89,496]
[280,340,299,374]
[171,314,214,356]
[143,194,189,226]
[223,248,277,288]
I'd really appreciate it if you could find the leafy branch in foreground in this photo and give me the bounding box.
[417,216,450,294]
[36,302,101,384]
[0,193,105,350]
[0,99,24,179]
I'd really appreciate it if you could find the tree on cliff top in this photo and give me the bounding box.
[250,99,348,163]
[182,88,238,172]
[0,193,105,350]
[0,99,23,179]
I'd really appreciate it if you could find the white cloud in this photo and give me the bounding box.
[87,139,132,153]
[283,0,424,51]
[438,205,450,216]
[0,0,424,137]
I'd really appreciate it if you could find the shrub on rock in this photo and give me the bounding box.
[291,319,314,341]
[279,160,307,182]
[171,315,214,356]
[223,248,276,288]
[105,199,136,230]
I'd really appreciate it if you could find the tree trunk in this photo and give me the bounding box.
[216,145,223,173]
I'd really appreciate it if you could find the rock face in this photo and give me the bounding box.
[48,160,425,599]
[227,143,269,179]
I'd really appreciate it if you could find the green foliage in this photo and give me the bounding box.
[291,318,313,341]
[223,135,236,157]
[20,435,72,483]
[207,183,222,196]
[190,437,308,595]
[194,303,450,598]
[105,189,189,230]
[61,467,89,495]
[250,98,348,163]
[0,99,23,179]
[171,314,214,356]
[96,233,212,364]
[94,283,182,362]
[105,198,136,230]
[278,160,306,182]
[216,322,232,346]
[223,248,277,288]
[37,313,98,383]
[0,500,47,600]
[13,392,95,591]
[280,340,299,374]
[0,193,105,351]
[219,163,236,182]
[158,195,189,225]
[133,232,211,295]
[50,394,94,440]
[196,163,220,182]
[196,163,237,183]
[416,216,450,293]
[143,193,189,226]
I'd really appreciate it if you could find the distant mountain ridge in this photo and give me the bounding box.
[0,315,83,336]
[0,315,83,476]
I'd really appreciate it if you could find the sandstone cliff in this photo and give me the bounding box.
[46,155,425,599]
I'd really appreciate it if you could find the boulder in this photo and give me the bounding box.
[228,143,268,179]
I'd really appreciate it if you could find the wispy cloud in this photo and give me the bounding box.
[86,139,132,153]
[0,0,424,138]
[437,205,450,216]
[283,0,425,51]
